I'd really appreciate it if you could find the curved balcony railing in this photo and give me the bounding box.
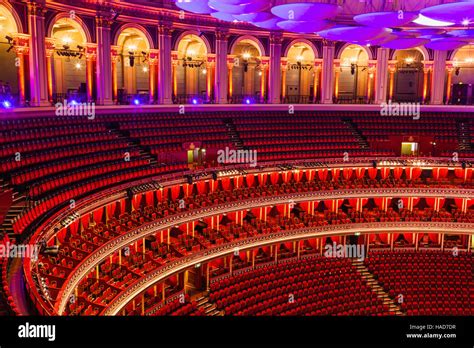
[52,186,474,315]
[22,156,474,316]
[102,220,474,316]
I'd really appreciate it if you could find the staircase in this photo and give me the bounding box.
[456,119,473,152]
[352,260,405,316]
[342,118,370,149]
[194,292,224,316]
[107,124,158,165]
[223,118,245,150]
[1,191,27,240]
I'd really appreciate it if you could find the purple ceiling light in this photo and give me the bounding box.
[447,29,474,40]
[175,0,214,14]
[277,20,333,34]
[233,12,274,22]
[216,0,246,4]
[211,12,238,22]
[381,38,429,49]
[250,16,283,30]
[208,0,271,15]
[354,11,419,28]
[405,28,446,36]
[425,38,466,51]
[271,3,340,21]
[318,26,392,42]
[420,2,474,25]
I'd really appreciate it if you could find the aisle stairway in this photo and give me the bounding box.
[342,118,370,149]
[223,118,245,150]
[456,119,473,152]
[352,260,405,316]
[194,292,224,316]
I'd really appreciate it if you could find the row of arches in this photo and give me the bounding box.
[1,4,474,105]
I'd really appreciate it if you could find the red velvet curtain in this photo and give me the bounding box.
[332,169,340,181]
[355,168,365,179]
[393,168,403,179]
[368,168,377,180]
[318,169,328,181]
[246,174,254,187]
[343,168,353,180]
[405,168,421,180]
[432,168,448,180]
[380,167,389,179]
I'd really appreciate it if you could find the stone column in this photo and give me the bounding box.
[374,47,389,104]
[95,16,113,105]
[148,50,158,104]
[27,1,49,106]
[157,23,172,104]
[13,35,30,106]
[214,30,229,104]
[445,63,454,104]
[320,41,335,104]
[85,44,97,102]
[268,33,282,104]
[430,50,447,105]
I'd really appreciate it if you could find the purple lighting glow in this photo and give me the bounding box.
[133,99,140,105]
[2,100,12,108]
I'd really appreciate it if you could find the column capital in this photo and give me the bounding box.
[422,60,434,71]
[96,15,114,28]
[158,22,173,36]
[149,49,159,65]
[27,1,46,16]
[85,43,97,60]
[215,30,230,41]
[321,39,336,47]
[45,37,56,57]
[269,33,283,45]
[13,34,30,55]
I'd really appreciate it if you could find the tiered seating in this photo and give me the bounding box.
[42,188,472,316]
[354,114,459,154]
[365,250,473,315]
[0,234,19,315]
[110,113,233,160]
[147,296,204,316]
[233,113,394,161]
[209,257,391,316]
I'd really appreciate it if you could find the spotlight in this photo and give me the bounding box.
[5,35,13,43]
[129,55,135,67]
[192,99,198,105]
[133,99,140,105]
[462,19,470,26]
[372,160,377,169]
[70,100,78,106]
[2,100,12,108]
[455,67,460,76]
[245,98,251,104]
